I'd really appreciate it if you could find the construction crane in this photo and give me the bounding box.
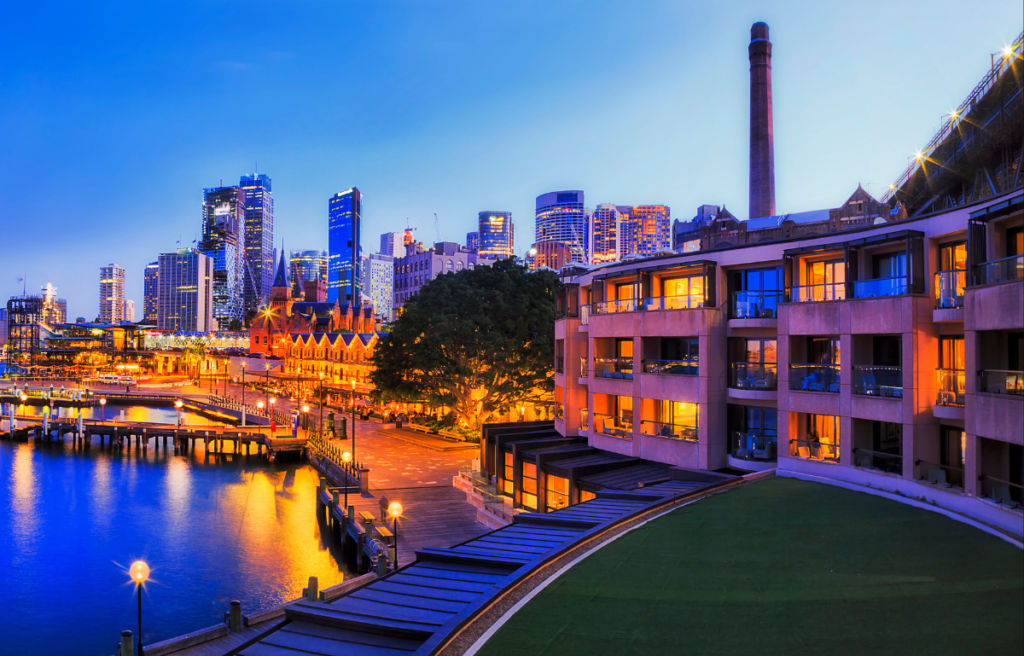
[433,213,444,243]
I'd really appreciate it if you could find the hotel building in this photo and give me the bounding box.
[143,262,159,324]
[156,249,214,332]
[99,264,125,324]
[620,205,671,258]
[590,204,622,264]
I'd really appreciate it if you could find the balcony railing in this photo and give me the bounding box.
[592,413,633,440]
[935,369,965,407]
[790,283,846,303]
[934,270,966,309]
[579,356,588,378]
[580,304,591,325]
[792,438,840,462]
[593,298,639,314]
[642,358,698,376]
[643,295,703,311]
[976,254,1024,285]
[916,459,964,490]
[732,431,777,461]
[979,369,1024,396]
[593,357,634,380]
[853,276,908,299]
[853,447,903,475]
[730,362,777,390]
[640,419,698,442]
[555,356,564,374]
[851,365,903,398]
[731,290,781,319]
[579,408,589,431]
[790,364,841,393]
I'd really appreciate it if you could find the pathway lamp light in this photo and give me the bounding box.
[240,361,247,426]
[319,372,325,435]
[388,502,403,568]
[302,404,310,431]
[264,362,270,415]
[130,560,150,655]
[257,401,264,418]
[100,397,107,423]
[350,380,357,460]
[342,451,352,512]
[175,400,183,427]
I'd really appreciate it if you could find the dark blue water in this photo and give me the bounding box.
[0,408,352,655]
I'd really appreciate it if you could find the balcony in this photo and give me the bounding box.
[642,358,698,376]
[593,298,639,314]
[853,447,903,475]
[579,356,588,378]
[730,362,777,390]
[790,364,841,393]
[792,438,840,462]
[592,413,633,440]
[851,365,903,398]
[852,276,908,299]
[640,419,697,442]
[732,431,777,462]
[916,459,965,491]
[579,408,589,431]
[580,304,591,325]
[935,369,965,407]
[555,402,564,421]
[979,369,1024,396]
[594,358,634,380]
[934,270,966,309]
[731,290,781,319]
[976,254,1024,285]
[642,295,703,311]
[790,283,846,303]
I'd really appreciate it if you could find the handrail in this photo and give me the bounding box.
[640,419,697,442]
[642,359,698,375]
[980,474,1024,491]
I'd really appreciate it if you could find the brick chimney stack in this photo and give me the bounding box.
[748,21,775,219]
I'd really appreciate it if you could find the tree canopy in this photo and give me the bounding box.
[369,258,557,426]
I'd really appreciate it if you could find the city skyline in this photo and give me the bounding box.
[2,1,1020,317]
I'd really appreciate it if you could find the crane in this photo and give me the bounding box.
[433,213,444,243]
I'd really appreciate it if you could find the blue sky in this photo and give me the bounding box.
[1,0,1020,318]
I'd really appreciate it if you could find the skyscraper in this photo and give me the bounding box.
[240,173,274,312]
[380,232,404,258]
[157,249,213,332]
[590,204,622,264]
[535,191,587,263]
[143,262,159,324]
[123,299,135,323]
[749,22,775,219]
[363,252,395,321]
[328,188,362,305]
[39,282,67,325]
[200,185,246,330]
[466,231,480,253]
[99,264,125,324]
[290,250,328,299]
[620,205,671,257]
[478,212,514,259]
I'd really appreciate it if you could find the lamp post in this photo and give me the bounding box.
[130,560,150,655]
[319,372,324,435]
[175,399,183,428]
[302,404,310,432]
[100,397,107,423]
[240,361,247,427]
[388,502,403,569]
[264,362,270,415]
[269,397,276,425]
[342,451,352,513]
[350,380,357,460]
[257,401,264,421]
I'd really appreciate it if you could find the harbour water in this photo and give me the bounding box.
[0,407,352,655]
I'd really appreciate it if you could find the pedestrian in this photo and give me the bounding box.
[379,493,389,522]
[126,384,131,393]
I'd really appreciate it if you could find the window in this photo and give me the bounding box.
[728,338,777,388]
[546,475,569,512]
[615,338,633,359]
[939,242,967,271]
[806,260,845,300]
[939,336,964,370]
[446,260,454,272]
[456,261,464,272]
[872,251,907,280]
[659,401,697,429]
[730,267,781,318]
[728,405,778,460]
[662,337,698,361]
[616,395,633,427]
[663,275,704,306]
[579,489,597,503]
[502,452,513,494]
[615,282,636,300]
[1008,226,1023,257]
[939,426,966,489]
[800,414,840,462]
[809,337,841,365]
[522,462,538,509]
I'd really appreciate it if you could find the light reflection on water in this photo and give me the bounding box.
[13,402,237,427]
[0,423,352,655]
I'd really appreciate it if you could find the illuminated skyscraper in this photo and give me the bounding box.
[620,205,671,257]
[466,231,479,253]
[590,204,622,264]
[535,191,587,263]
[240,173,274,313]
[200,185,246,330]
[143,262,159,324]
[478,211,514,259]
[289,250,328,299]
[99,264,125,324]
[328,188,362,304]
[157,249,213,332]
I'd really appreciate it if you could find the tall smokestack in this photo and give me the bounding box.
[748,21,775,219]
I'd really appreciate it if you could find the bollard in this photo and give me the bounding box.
[303,576,319,601]
[120,630,135,656]
[228,600,243,632]
[377,553,389,577]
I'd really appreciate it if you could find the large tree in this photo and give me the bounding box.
[369,258,557,427]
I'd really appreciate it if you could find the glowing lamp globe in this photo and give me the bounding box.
[100,398,107,406]
[342,451,352,463]
[131,560,150,585]
[20,394,28,403]
[257,401,264,410]
[175,400,183,408]
[302,405,310,413]
[388,502,403,519]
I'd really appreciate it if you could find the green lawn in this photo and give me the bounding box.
[478,477,1024,656]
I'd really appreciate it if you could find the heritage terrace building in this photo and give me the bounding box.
[546,188,1022,536]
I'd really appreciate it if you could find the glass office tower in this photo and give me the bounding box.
[328,188,362,304]
[535,191,588,263]
[200,185,246,330]
[478,212,514,259]
[290,250,328,298]
[240,173,274,313]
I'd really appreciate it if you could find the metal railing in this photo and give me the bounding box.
[593,298,639,314]
[642,358,698,376]
[853,447,903,475]
[579,408,589,431]
[591,413,633,439]
[790,364,841,392]
[853,276,908,299]
[935,369,965,406]
[731,290,781,319]
[980,369,1024,395]
[579,357,588,378]
[976,254,1024,285]
[980,474,1023,505]
[851,365,903,397]
[593,357,634,379]
[915,459,965,490]
[934,270,966,308]
[792,438,840,462]
[790,283,846,303]
[641,419,698,442]
[730,362,777,390]
[643,295,703,311]
[731,431,777,461]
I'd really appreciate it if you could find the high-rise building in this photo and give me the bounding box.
[240,173,274,312]
[393,242,495,315]
[157,249,213,332]
[99,264,125,324]
[620,205,671,257]
[466,231,480,252]
[535,191,588,263]
[478,212,514,259]
[530,242,571,270]
[39,282,67,325]
[362,252,395,321]
[328,188,362,305]
[143,262,159,324]
[200,185,246,330]
[380,232,404,258]
[590,204,622,264]
[749,22,775,219]
[123,299,135,323]
[290,250,328,299]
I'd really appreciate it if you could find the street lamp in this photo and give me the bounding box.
[257,401,264,418]
[319,372,324,435]
[175,399,183,427]
[100,397,107,423]
[240,361,247,427]
[264,362,270,416]
[302,404,310,431]
[342,451,352,513]
[388,502,403,569]
[130,560,150,655]
[350,380,357,460]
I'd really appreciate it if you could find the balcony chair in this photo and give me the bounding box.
[797,446,811,459]
[612,371,623,379]
[658,424,674,438]
[755,370,776,389]
[760,307,774,318]
[855,450,873,468]
[926,469,949,487]
[753,441,775,461]
[990,485,1020,508]
[862,375,878,395]
[735,370,749,389]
